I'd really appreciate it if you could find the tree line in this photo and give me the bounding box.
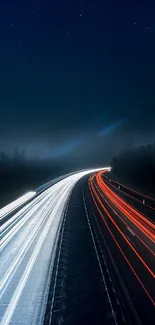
[1,142,155,207]
[111,142,155,195]
[0,150,68,207]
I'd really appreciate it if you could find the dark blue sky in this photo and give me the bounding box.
[0,0,155,163]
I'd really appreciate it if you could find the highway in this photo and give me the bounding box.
[88,171,155,324]
[0,168,109,325]
[0,168,155,325]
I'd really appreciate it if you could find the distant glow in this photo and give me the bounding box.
[98,117,127,137]
[0,192,36,220]
[42,137,84,159]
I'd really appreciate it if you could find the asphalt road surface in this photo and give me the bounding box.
[0,168,154,325]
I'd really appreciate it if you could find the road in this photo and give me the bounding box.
[0,168,109,325]
[0,168,155,325]
[88,171,155,324]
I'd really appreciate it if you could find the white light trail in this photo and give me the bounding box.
[0,192,36,220]
[0,167,110,325]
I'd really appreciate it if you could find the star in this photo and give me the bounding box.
[79,13,82,17]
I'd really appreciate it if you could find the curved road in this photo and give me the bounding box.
[0,168,109,325]
[0,168,155,325]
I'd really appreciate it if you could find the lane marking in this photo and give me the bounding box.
[127,227,135,236]
[83,192,118,325]
[89,183,155,307]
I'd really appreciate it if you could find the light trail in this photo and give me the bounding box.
[96,172,155,243]
[0,192,36,220]
[93,176,155,257]
[0,167,110,325]
[103,175,155,202]
[89,181,155,307]
[103,175,155,211]
[90,178,155,278]
[89,172,155,306]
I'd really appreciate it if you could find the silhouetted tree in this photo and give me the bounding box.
[0,149,64,207]
[111,143,155,195]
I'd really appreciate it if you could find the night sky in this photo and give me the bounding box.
[0,0,155,165]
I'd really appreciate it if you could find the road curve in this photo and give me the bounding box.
[88,171,155,325]
[0,168,109,325]
[1,167,154,325]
